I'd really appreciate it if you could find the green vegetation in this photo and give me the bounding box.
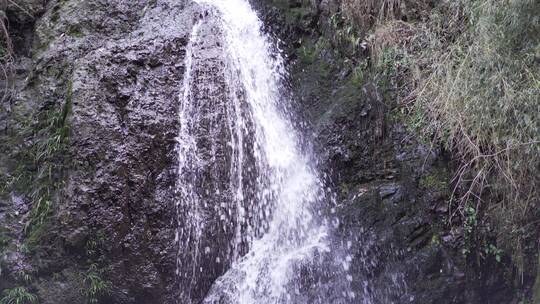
[81,235,112,304]
[329,12,363,57]
[297,37,332,66]
[1,79,72,253]
[334,0,539,292]
[484,244,503,263]
[20,89,71,235]
[411,0,539,275]
[419,170,449,193]
[350,61,367,88]
[372,0,538,271]
[67,24,84,38]
[82,264,111,304]
[0,287,37,304]
[298,42,317,65]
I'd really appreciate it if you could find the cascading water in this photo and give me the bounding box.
[176,0,354,303]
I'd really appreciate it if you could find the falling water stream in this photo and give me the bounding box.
[176,0,354,303]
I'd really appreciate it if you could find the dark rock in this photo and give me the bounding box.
[0,0,522,303]
[254,0,516,303]
[2,0,200,303]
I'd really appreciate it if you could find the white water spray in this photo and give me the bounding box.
[176,0,353,303]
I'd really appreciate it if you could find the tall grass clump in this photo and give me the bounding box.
[413,0,539,275]
[6,81,72,246]
[340,0,403,30]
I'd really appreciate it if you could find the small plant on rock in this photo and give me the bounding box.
[83,264,111,304]
[0,287,37,304]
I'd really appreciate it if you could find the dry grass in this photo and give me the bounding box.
[340,0,432,31]
[341,0,402,30]
[368,20,415,66]
[413,0,539,275]
[361,0,539,278]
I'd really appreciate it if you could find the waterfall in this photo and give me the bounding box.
[176,0,353,303]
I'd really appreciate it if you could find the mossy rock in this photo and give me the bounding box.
[419,169,449,194]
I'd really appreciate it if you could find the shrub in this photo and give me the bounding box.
[340,0,432,32]
[412,0,540,274]
[83,264,111,304]
[361,0,539,279]
[0,287,37,304]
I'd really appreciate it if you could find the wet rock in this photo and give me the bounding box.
[254,1,514,303]
[0,0,521,303]
[34,269,86,304]
[2,0,201,303]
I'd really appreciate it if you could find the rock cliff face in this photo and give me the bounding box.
[2,0,199,303]
[59,2,193,302]
[0,0,527,303]
[254,0,518,303]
